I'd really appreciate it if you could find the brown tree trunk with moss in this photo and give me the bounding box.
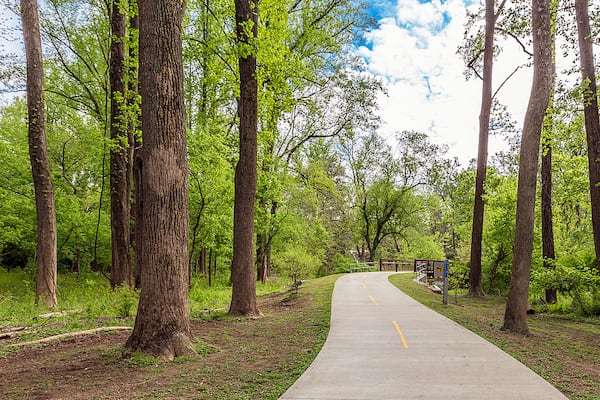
[21,0,58,309]
[109,0,133,289]
[125,0,196,360]
[503,0,553,335]
[229,0,260,317]
[575,0,600,273]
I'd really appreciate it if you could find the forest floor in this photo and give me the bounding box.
[0,275,337,400]
[389,273,600,400]
[1,273,599,400]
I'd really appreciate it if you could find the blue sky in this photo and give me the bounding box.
[356,0,533,164]
[1,0,534,163]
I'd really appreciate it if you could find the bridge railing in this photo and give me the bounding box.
[379,258,413,272]
[346,262,377,273]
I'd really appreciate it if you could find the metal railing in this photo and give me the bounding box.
[346,262,376,273]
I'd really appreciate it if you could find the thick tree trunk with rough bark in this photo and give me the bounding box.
[575,0,600,273]
[125,0,196,360]
[468,0,496,298]
[503,0,553,335]
[109,0,133,288]
[229,0,260,317]
[21,0,58,309]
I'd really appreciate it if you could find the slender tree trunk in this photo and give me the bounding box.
[256,231,268,282]
[229,0,260,317]
[503,0,553,335]
[208,248,213,287]
[541,143,557,303]
[200,248,207,276]
[109,0,133,288]
[256,201,276,283]
[575,0,600,273]
[469,0,496,298]
[127,4,142,290]
[542,9,557,303]
[21,0,58,309]
[125,0,196,360]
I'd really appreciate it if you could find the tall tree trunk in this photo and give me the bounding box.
[125,0,196,360]
[468,0,497,298]
[542,6,557,303]
[256,200,276,283]
[109,0,133,288]
[229,0,260,317]
[541,142,557,303]
[21,0,58,309]
[575,0,600,273]
[128,3,142,290]
[503,0,553,335]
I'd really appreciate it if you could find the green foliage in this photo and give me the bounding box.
[272,247,321,280]
[192,338,219,355]
[481,172,518,292]
[532,263,600,316]
[127,352,159,367]
[329,253,354,274]
[448,262,470,291]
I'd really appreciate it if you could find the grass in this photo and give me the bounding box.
[0,270,290,344]
[389,273,600,400]
[8,269,597,398]
[0,272,339,399]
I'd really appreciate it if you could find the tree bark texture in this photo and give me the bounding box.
[541,143,557,303]
[21,0,58,309]
[127,5,142,289]
[229,0,260,317]
[468,0,495,298]
[575,0,600,273]
[541,12,557,303]
[503,0,553,334]
[109,0,133,288]
[125,0,196,360]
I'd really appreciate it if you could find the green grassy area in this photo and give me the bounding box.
[0,270,289,346]
[389,273,600,400]
[0,272,339,399]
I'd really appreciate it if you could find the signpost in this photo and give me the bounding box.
[443,259,449,305]
[432,260,449,304]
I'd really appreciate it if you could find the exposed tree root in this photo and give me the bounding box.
[8,326,132,347]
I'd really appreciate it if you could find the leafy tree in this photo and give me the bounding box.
[21,0,58,308]
[343,131,445,263]
[574,0,600,273]
[541,0,558,303]
[125,0,196,359]
[109,0,133,288]
[467,0,508,298]
[503,0,553,335]
[229,0,260,317]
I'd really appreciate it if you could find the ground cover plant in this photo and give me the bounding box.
[0,272,338,399]
[389,273,600,400]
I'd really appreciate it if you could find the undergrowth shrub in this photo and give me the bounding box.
[532,264,600,316]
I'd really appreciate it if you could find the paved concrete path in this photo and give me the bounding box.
[280,272,568,400]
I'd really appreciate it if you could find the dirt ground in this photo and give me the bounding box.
[0,289,328,400]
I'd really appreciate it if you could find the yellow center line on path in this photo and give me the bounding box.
[392,320,409,349]
[361,282,367,288]
[368,295,378,305]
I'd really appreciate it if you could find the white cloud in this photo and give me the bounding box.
[359,0,534,165]
[396,0,447,31]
